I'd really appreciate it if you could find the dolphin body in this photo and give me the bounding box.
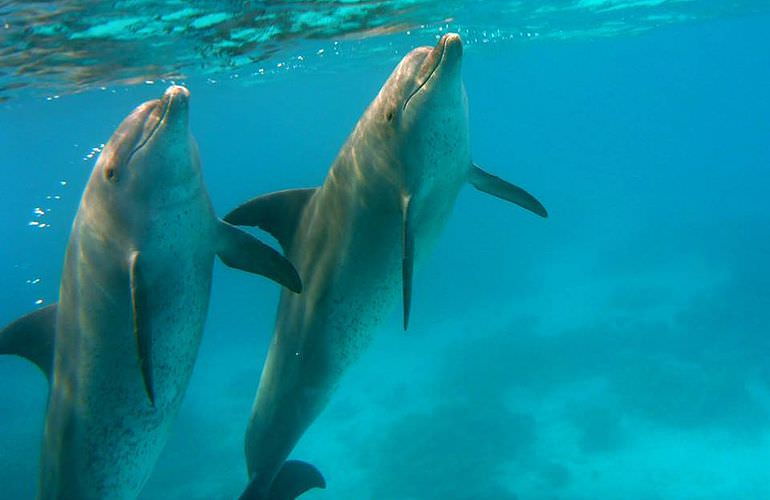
[227,33,547,499]
[0,85,301,499]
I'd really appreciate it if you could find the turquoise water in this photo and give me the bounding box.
[2,2,770,498]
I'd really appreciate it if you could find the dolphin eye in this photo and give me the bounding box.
[386,109,395,122]
[105,166,117,183]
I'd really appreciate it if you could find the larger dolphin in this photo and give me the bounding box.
[0,85,301,499]
[227,33,547,498]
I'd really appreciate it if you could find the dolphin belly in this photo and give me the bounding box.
[241,180,409,492]
[39,212,216,498]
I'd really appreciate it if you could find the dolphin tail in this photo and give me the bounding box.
[240,460,326,500]
[217,221,303,294]
[224,187,318,253]
[469,164,548,218]
[0,303,57,380]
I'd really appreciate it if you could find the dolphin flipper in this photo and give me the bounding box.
[240,460,326,500]
[402,195,414,331]
[0,303,57,380]
[469,164,548,218]
[217,221,303,293]
[130,251,155,406]
[224,188,317,252]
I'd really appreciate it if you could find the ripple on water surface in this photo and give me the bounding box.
[1,0,768,100]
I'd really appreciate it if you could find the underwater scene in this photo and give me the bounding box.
[1,1,770,498]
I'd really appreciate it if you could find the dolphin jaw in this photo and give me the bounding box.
[402,33,463,113]
[441,34,463,81]
[127,85,190,162]
[159,85,190,132]
[127,99,167,160]
[95,85,196,200]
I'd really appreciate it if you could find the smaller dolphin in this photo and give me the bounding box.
[227,33,546,498]
[0,85,301,499]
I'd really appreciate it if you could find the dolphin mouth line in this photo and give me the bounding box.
[402,38,447,112]
[126,95,172,160]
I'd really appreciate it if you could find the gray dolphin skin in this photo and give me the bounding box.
[0,85,301,499]
[227,33,547,499]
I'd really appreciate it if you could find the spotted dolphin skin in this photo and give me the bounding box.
[226,33,547,499]
[0,85,301,499]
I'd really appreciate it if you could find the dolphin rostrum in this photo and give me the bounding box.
[226,33,547,498]
[0,85,301,499]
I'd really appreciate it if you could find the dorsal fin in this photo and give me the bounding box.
[469,164,548,218]
[224,188,317,253]
[0,303,57,380]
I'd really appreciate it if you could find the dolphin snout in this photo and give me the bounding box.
[439,33,462,51]
[403,33,464,111]
[438,33,463,64]
[160,85,190,129]
[163,85,190,114]
[163,84,190,103]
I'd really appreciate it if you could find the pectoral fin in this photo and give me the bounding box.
[402,195,414,331]
[130,251,155,407]
[217,221,303,293]
[224,188,317,253]
[0,303,57,380]
[469,164,548,218]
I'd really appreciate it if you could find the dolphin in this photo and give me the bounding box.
[0,85,301,499]
[226,33,547,498]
